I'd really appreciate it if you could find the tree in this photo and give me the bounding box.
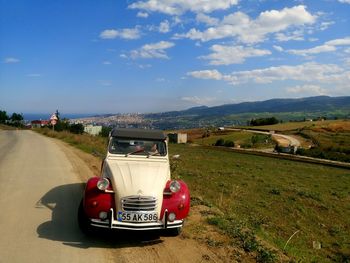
[53,118,70,132]
[55,109,60,120]
[100,126,112,137]
[69,123,84,134]
[250,117,279,126]
[214,138,225,146]
[10,112,24,127]
[0,110,9,123]
[224,140,234,147]
[10,113,23,122]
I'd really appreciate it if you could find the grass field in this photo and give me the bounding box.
[194,131,255,147]
[31,127,350,261]
[177,128,275,149]
[241,119,350,132]
[170,144,350,262]
[0,124,18,130]
[181,120,350,153]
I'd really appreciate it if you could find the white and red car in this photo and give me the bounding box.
[78,128,190,236]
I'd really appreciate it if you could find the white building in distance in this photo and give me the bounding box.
[84,125,102,136]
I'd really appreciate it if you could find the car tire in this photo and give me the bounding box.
[166,226,182,236]
[78,199,94,235]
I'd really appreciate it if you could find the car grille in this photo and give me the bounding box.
[121,195,157,211]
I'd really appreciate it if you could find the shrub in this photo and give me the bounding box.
[250,117,279,126]
[256,247,276,263]
[224,140,234,147]
[215,138,225,146]
[69,123,84,134]
[99,126,112,137]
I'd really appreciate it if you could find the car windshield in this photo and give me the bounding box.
[109,138,167,156]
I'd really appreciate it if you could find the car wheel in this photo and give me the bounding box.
[78,199,94,235]
[166,226,182,236]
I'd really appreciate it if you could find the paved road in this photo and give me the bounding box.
[272,133,301,147]
[227,128,301,147]
[0,130,221,263]
[0,130,111,263]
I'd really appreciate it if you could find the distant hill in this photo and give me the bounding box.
[145,96,350,129]
[147,96,350,118]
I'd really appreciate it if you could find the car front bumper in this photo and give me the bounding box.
[89,208,183,231]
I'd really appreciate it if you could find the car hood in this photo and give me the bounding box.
[104,157,170,214]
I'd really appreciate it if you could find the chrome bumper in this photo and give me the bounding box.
[90,208,183,230]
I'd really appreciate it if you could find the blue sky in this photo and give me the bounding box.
[1,0,349,114]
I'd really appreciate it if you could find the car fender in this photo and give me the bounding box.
[160,180,190,221]
[83,177,115,219]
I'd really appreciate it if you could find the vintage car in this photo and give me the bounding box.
[78,128,190,236]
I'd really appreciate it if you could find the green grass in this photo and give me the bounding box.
[239,119,347,132]
[34,127,350,261]
[296,124,350,163]
[0,124,19,130]
[195,131,252,146]
[194,130,275,149]
[170,144,350,262]
[235,120,350,162]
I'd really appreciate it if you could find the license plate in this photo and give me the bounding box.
[117,211,158,222]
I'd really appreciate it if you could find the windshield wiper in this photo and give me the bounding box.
[125,148,145,157]
[147,151,161,158]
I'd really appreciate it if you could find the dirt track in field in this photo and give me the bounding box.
[0,130,247,263]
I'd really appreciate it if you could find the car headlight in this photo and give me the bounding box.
[169,180,181,193]
[97,178,110,191]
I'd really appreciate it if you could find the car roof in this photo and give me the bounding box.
[110,128,167,140]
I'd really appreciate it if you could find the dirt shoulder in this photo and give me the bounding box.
[53,137,253,262]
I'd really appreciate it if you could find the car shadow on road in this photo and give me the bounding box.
[36,183,163,249]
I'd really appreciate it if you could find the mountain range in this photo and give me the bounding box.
[145,96,350,129]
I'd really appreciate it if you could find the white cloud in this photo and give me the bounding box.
[174,5,316,44]
[159,20,170,33]
[102,61,112,65]
[338,0,350,3]
[4,57,20,63]
[187,69,223,80]
[200,45,271,65]
[343,57,350,67]
[172,16,182,25]
[187,63,350,87]
[288,44,336,56]
[138,64,152,69]
[129,41,175,59]
[99,27,141,40]
[275,30,304,42]
[287,37,350,56]
[227,63,348,85]
[326,37,350,46]
[286,84,327,95]
[320,21,334,31]
[137,12,149,18]
[128,0,239,15]
[273,45,284,52]
[196,13,219,26]
[181,96,217,105]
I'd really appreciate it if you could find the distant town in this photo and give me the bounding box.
[70,113,150,129]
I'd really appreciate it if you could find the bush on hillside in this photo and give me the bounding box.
[215,138,225,146]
